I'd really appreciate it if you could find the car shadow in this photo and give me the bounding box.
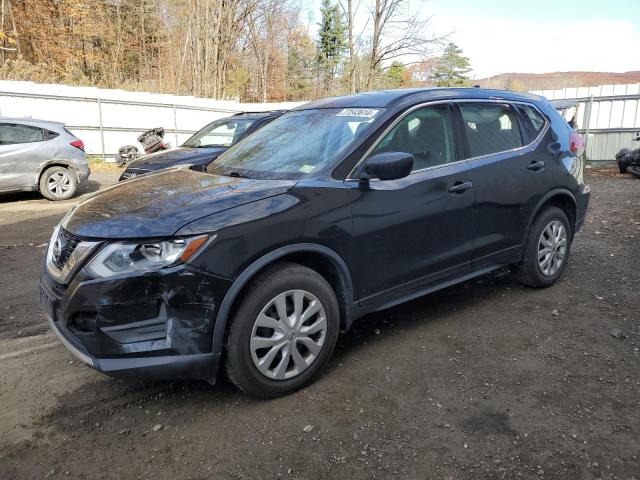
[76,179,103,195]
[0,190,46,203]
[42,268,521,434]
[327,268,518,367]
[1,178,110,205]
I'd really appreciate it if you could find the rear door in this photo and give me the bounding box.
[348,104,475,305]
[455,102,549,268]
[0,122,47,191]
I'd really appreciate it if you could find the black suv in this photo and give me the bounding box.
[119,110,286,180]
[41,88,589,398]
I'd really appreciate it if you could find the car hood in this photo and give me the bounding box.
[127,146,227,171]
[62,168,297,238]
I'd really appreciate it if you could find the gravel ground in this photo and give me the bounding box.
[0,169,638,480]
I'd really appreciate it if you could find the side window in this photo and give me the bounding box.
[460,104,523,158]
[0,123,46,145]
[372,105,456,171]
[201,122,238,147]
[517,104,547,141]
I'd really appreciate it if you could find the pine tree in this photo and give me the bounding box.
[430,42,472,87]
[386,61,410,88]
[316,0,346,91]
[287,29,317,99]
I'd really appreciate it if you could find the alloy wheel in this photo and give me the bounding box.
[47,171,73,198]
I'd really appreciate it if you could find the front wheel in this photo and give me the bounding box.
[224,262,340,398]
[39,166,78,201]
[513,207,572,288]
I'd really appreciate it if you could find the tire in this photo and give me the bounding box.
[616,149,630,173]
[39,166,78,201]
[513,207,572,288]
[628,166,640,179]
[117,145,139,165]
[619,159,632,174]
[224,262,340,398]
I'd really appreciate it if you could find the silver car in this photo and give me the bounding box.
[0,118,90,200]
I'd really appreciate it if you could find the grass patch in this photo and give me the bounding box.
[88,157,123,173]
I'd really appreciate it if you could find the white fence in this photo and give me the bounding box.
[0,80,305,159]
[2,80,637,164]
[531,83,640,163]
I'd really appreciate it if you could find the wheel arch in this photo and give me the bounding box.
[38,161,80,187]
[525,189,577,242]
[212,243,355,356]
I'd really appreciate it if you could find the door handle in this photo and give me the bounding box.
[448,181,473,193]
[527,160,545,171]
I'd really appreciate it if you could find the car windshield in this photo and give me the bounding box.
[206,108,382,179]
[182,117,256,148]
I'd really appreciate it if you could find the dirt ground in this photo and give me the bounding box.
[0,169,638,480]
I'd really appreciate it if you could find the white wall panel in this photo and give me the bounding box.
[0,80,305,157]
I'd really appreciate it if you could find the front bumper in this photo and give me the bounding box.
[41,264,232,383]
[47,315,220,381]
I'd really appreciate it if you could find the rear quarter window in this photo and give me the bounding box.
[517,104,547,142]
[44,129,60,140]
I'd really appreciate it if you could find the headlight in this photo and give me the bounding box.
[86,235,209,278]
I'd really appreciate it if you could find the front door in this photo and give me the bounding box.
[347,104,475,305]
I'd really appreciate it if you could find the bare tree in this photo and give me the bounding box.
[0,0,19,59]
[367,0,441,89]
[338,0,358,93]
[0,0,447,101]
[172,0,259,98]
[247,0,297,102]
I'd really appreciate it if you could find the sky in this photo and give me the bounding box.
[300,0,640,78]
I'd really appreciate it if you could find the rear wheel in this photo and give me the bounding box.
[224,262,340,398]
[513,207,572,288]
[39,166,78,201]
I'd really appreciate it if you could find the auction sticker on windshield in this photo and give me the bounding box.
[336,108,379,118]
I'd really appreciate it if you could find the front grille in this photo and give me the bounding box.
[53,228,81,269]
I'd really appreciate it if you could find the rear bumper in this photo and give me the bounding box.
[75,162,90,181]
[575,184,590,232]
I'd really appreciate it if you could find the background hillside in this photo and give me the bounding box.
[477,71,640,92]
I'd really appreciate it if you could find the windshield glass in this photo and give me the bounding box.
[207,108,382,179]
[182,117,256,148]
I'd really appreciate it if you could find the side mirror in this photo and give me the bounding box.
[362,152,414,181]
